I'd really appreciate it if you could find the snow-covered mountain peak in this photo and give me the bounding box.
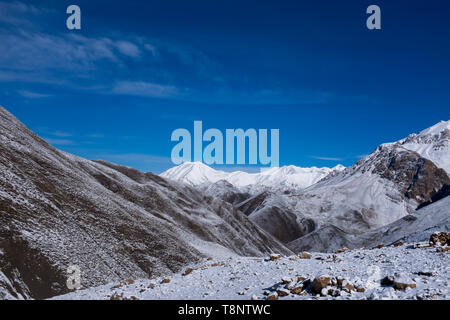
[399,120,449,144]
[171,161,214,173]
[331,164,346,171]
[161,162,345,191]
[417,119,450,136]
[399,120,450,174]
[361,120,449,174]
[160,161,227,186]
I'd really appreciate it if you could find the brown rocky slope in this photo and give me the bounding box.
[0,106,290,299]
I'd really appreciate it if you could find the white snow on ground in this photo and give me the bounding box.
[160,162,345,191]
[52,243,449,300]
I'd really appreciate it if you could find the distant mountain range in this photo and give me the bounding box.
[162,120,450,247]
[161,161,345,191]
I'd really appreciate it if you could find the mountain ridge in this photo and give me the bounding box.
[0,105,291,300]
[161,161,345,192]
[176,120,450,247]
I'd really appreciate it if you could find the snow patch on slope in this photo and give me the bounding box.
[399,120,450,174]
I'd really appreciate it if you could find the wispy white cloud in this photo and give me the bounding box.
[0,1,342,106]
[0,70,65,85]
[310,156,344,161]
[99,153,172,164]
[44,138,76,146]
[115,41,141,58]
[111,81,179,98]
[85,153,174,174]
[17,90,51,98]
[0,31,118,73]
[191,88,334,105]
[0,1,52,26]
[48,131,73,137]
[85,134,104,138]
[144,44,157,56]
[36,127,73,137]
[93,154,173,173]
[0,3,224,100]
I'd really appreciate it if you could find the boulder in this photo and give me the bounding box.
[394,281,416,290]
[299,252,312,259]
[183,268,193,276]
[342,280,355,292]
[284,282,295,290]
[331,277,338,287]
[276,288,290,297]
[331,289,341,297]
[123,279,134,285]
[281,277,292,284]
[393,273,416,291]
[417,271,435,277]
[110,292,124,300]
[269,254,282,261]
[267,292,278,300]
[291,284,304,294]
[381,276,395,286]
[335,247,349,254]
[429,232,449,246]
[311,276,331,294]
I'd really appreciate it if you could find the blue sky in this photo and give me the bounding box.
[0,0,449,173]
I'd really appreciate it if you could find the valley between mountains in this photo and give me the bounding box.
[0,105,448,300]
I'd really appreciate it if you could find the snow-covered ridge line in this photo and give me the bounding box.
[380,119,450,174]
[160,162,345,190]
[161,120,449,192]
